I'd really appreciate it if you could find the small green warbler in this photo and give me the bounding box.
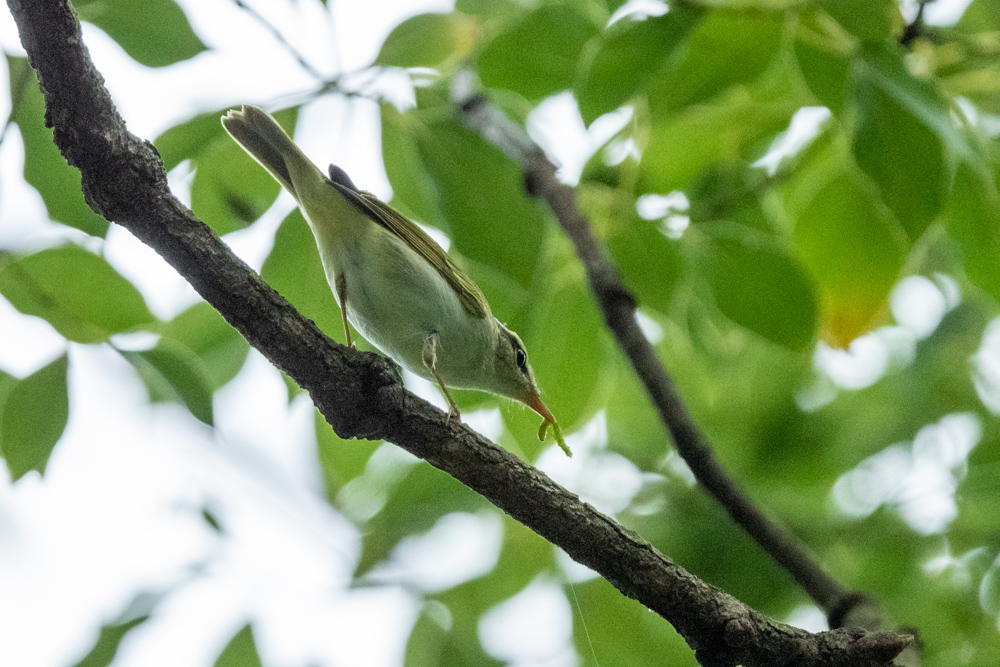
[222,105,569,456]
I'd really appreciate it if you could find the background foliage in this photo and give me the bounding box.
[2,0,1000,665]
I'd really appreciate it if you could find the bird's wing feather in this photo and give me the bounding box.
[327,180,490,320]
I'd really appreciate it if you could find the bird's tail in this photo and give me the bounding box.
[221,105,316,202]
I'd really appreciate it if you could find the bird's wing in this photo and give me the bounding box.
[327,179,490,320]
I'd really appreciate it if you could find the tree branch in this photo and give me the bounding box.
[6,1,909,665]
[451,78,877,626]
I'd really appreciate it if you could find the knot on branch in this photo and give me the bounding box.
[723,617,755,649]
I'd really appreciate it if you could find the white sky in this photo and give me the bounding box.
[0,0,991,665]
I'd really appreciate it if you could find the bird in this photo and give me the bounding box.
[222,105,569,455]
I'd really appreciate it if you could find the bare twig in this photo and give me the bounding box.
[900,0,931,47]
[231,0,325,80]
[452,75,871,624]
[5,2,910,665]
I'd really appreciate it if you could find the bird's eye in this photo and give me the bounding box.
[515,346,528,371]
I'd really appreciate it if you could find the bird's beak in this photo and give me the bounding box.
[523,389,571,457]
[523,388,554,422]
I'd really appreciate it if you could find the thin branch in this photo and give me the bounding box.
[230,0,325,80]
[900,0,930,47]
[451,75,866,623]
[5,2,910,665]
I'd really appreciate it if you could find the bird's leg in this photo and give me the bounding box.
[422,332,460,423]
[335,273,354,348]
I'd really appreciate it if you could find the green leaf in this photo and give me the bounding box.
[158,107,298,234]
[425,518,548,666]
[0,372,16,414]
[956,0,1000,32]
[154,109,229,172]
[6,57,108,237]
[162,302,249,390]
[381,103,446,228]
[317,410,377,499]
[75,0,206,67]
[0,355,69,481]
[455,0,520,21]
[478,5,598,101]
[375,13,474,68]
[793,11,853,114]
[638,99,795,194]
[567,577,694,667]
[600,209,680,315]
[121,339,215,425]
[213,625,263,667]
[414,117,545,288]
[698,223,818,350]
[521,253,614,434]
[261,210,347,344]
[575,7,703,124]
[647,10,783,118]
[792,171,906,346]
[851,47,950,240]
[946,161,1000,302]
[73,616,148,667]
[404,604,451,667]
[356,464,488,577]
[605,358,667,471]
[818,0,895,43]
[0,245,156,343]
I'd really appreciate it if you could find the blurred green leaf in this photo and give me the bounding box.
[0,245,155,343]
[946,161,1000,302]
[818,0,895,43]
[317,410,377,498]
[75,0,205,67]
[214,624,263,667]
[569,577,695,667]
[455,0,521,21]
[154,109,229,172]
[381,103,446,228]
[405,604,452,667]
[73,615,148,667]
[577,183,680,314]
[791,170,906,346]
[524,253,614,433]
[851,47,951,240]
[638,99,795,194]
[157,107,297,234]
[478,5,598,101]
[414,116,545,288]
[356,464,488,577]
[955,0,1000,32]
[425,518,549,666]
[0,354,69,481]
[575,7,704,124]
[793,10,853,114]
[261,209,347,344]
[698,223,818,350]
[162,302,250,390]
[0,371,15,413]
[647,10,783,118]
[375,13,475,68]
[7,56,108,237]
[605,359,667,471]
[121,338,215,425]
[606,218,680,316]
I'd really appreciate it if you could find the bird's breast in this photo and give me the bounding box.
[315,226,495,388]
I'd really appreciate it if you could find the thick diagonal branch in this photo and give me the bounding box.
[6,2,908,665]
